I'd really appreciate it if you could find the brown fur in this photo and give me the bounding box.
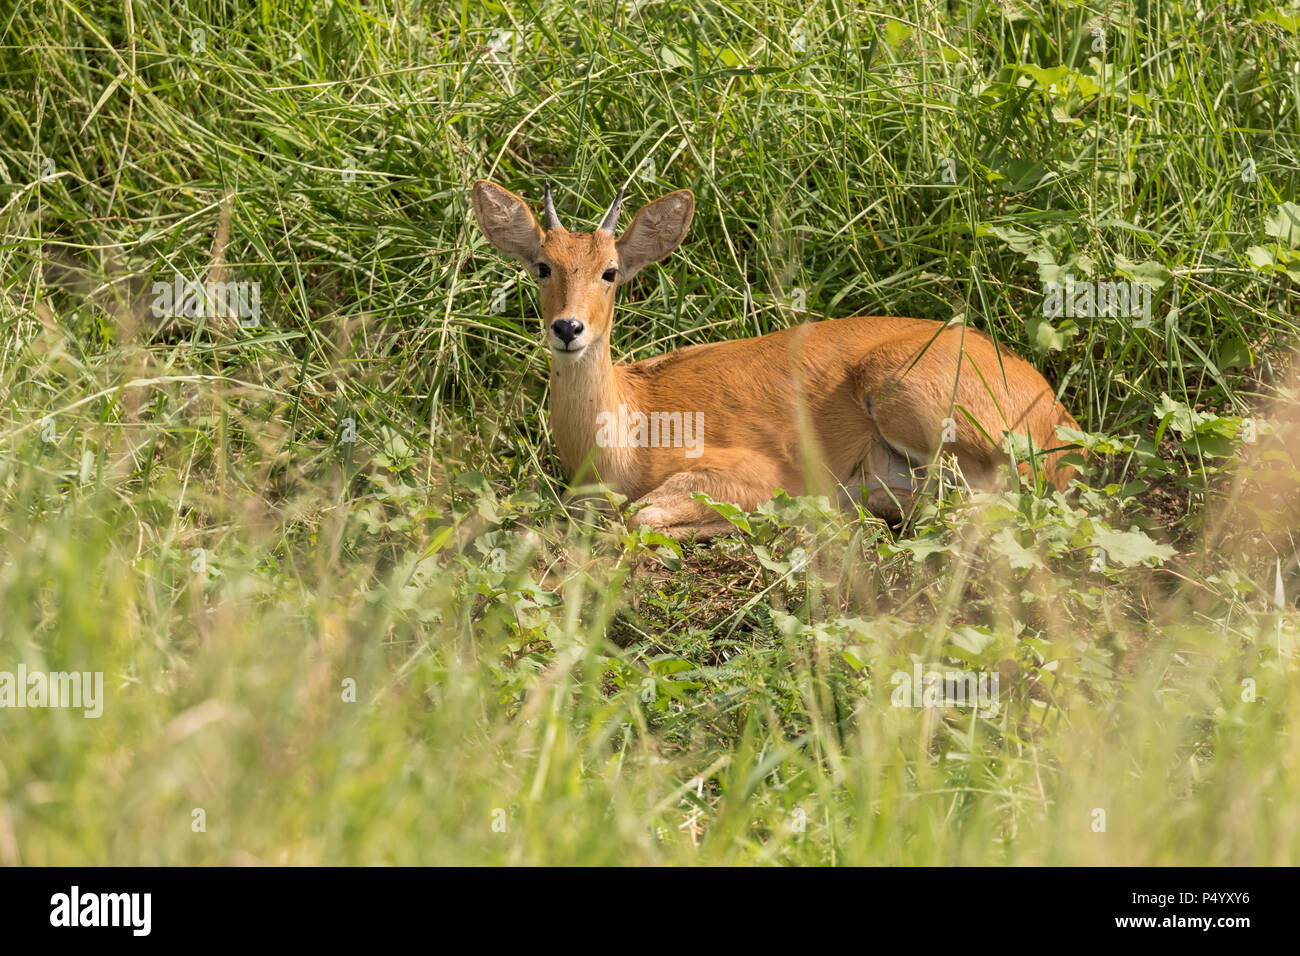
[472,180,1078,536]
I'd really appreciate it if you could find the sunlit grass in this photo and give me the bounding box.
[0,0,1296,865]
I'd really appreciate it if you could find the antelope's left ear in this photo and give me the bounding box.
[615,190,694,282]
[472,180,545,265]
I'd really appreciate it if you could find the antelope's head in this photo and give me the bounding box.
[472,180,694,360]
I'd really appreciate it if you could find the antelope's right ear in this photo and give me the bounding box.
[471,180,545,265]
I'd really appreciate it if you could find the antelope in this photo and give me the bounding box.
[472,180,1079,537]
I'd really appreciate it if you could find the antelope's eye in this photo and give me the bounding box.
[536,263,551,278]
[601,268,617,283]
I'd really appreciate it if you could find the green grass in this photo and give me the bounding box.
[0,0,1297,865]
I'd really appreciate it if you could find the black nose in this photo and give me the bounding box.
[551,318,584,344]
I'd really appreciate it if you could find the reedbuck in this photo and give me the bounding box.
[472,180,1079,537]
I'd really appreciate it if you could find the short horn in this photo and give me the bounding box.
[598,185,624,234]
[542,181,562,232]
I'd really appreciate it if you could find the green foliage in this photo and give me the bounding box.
[0,0,1296,865]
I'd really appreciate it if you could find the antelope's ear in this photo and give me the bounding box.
[615,189,694,282]
[472,180,545,265]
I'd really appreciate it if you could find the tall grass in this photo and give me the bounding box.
[0,0,1296,864]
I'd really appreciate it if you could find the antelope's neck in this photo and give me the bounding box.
[548,341,639,489]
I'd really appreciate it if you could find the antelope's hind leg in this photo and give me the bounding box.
[850,430,925,523]
[851,336,1011,517]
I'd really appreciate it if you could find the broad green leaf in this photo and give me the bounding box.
[1092,525,1175,567]
[1264,202,1300,248]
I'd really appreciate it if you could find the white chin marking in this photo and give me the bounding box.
[550,341,587,356]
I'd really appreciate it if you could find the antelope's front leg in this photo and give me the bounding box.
[631,450,786,538]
